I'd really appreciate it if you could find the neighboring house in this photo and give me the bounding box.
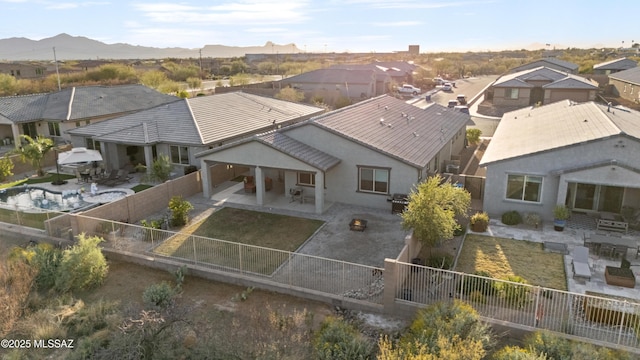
[278,68,388,101]
[67,91,324,173]
[480,100,640,221]
[196,95,469,214]
[330,61,418,86]
[488,67,598,108]
[0,62,48,79]
[508,58,579,74]
[593,58,637,75]
[608,67,640,103]
[0,84,178,146]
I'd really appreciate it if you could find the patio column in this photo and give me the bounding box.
[201,159,212,198]
[556,175,568,206]
[315,171,324,214]
[143,146,153,175]
[255,166,264,206]
[11,124,20,148]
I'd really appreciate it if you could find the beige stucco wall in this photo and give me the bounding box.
[492,87,532,107]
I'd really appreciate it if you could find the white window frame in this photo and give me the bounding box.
[170,145,190,165]
[297,172,315,186]
[505,174,543,203]
[358,166,390,194]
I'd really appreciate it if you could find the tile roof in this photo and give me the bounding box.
[609,66,640,85]
[510,58,579,73]
[593,57,638,70]
[68,92,324,146]
[494,67,597,89]
[480,100,640,165]
[257,131,341,171]
[307,95,469,168]
[0,84,177,124]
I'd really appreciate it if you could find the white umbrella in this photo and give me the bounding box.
[57,147,103,165]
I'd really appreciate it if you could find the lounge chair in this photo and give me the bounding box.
[105,169,133,186]
[572,246,592,281]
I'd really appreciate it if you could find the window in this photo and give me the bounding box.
[358,167,389,194]
[506,175,542,202]
[505,88,519,99]
[48,122,61,136]
[86,138,100,151]
[170,145,189,164]
[297,172,315,186]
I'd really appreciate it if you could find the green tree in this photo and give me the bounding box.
[401,174,471,247]
[0,155,15,182]
[140,70,169,89]
[142,154,173,183]
[275,87,305,102]
[13,134,54,177]
[0,73,18,96]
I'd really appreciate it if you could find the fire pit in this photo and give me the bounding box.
[349,219,368,231]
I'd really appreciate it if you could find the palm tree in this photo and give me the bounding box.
[13,135,54,177]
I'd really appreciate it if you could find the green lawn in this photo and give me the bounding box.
[154,207,325,274]
[456,234,567,290]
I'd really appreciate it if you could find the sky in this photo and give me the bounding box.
[1,0,639,53]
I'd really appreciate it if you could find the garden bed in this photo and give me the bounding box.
[605,266,636,288]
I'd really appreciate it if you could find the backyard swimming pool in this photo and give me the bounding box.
[0,186,129,212]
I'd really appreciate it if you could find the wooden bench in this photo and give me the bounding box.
[597,219,628,233]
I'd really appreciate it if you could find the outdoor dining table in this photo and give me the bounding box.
[588,233,638,248]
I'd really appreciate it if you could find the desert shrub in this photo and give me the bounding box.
[462,271,497,296]
[29,243,64,290]
[466,128,482,145]
[524,331,572,360]
[501,211,522,225]
[499,276,530,308]
[0,260,37,336]
[55,234,108,293]
[491,345,548,359]
[0,155,14,182]
[453,223,466,236]
[64,299,120,337]
[427,254,454,269]
[143,282,176,308]
[169,195,193,227]
[468,291,487,304]
[313,316,374,360]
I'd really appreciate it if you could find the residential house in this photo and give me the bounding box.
[488,67,598,108]
[0,84,178,147]
[278,68,388,102]
[593,58,637,75]
[330,61,418,86]
[508,58,579,74]
[0,62,48,79]
[608,67,640,104]
[196,95,469,214]
[67,91,325,174]
[480,100,640,221]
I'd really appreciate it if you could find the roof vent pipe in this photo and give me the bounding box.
[608,102,612,112]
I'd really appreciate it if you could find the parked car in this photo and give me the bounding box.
[448,100,458,108]
[398,84,421,95]
[442,83,453,92]
[456,94,467,105]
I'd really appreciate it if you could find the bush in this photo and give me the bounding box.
[523,212,541,228]
[466,128,482,145]
[453,223,466,236]
[143,282,176,308]
[313,316,374,360]
[501,211,522,225]
[427,254,454,269]
[169,195,194,227]
[462,271,497,296]
[55,234,108,293]
[499,276,529,308]
[470,212,490,231]
[524,331,572,360]
[491,345,547,359]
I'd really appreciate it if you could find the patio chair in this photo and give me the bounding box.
[613,245,628,259]
[571,246,592,281]
[74,170,84,184]
[97,170,118,185]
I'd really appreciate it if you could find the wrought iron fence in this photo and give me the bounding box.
[395,261,640,349]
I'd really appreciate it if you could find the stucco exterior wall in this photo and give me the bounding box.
[492,87,532,107]
[610,78,640,103]
[483,135,640,221]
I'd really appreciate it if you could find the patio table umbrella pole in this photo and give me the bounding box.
[51,148,67,186]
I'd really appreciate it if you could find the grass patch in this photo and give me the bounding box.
[131,184,154,192]
[0,173,76,189]
[456,234,567,290]
[154,207,324,274]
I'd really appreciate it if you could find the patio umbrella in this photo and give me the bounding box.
[57,147,103,165]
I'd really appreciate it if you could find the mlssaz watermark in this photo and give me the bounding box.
[1,339,74,349]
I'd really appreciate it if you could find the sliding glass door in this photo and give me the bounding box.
[567,182,623,213]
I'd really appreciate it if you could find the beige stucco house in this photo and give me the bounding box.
[196,95,469,214]
[608,67,640,104]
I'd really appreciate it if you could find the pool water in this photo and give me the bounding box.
[0,186,89,212]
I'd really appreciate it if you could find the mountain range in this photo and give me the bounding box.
[0,33,302,61]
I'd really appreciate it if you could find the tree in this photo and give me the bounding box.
[169,196,194,227]
[142,154,173,183]
[0,155,15,182]
[13,134,54,177]
[401,174,471,247]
